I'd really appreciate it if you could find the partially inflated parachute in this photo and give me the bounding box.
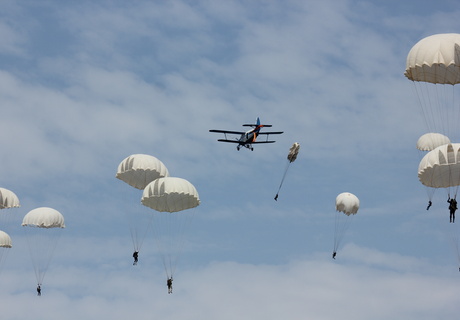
[22,207,65,288]
[142,177,200,278]
[333,192,359,258]
[275,142,300,201]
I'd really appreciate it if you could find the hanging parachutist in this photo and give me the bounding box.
[274,194,278,201]
[36,284,41,296]
[332,251,336,259]
[448,197,457,223]
[133,251,139,265]
[167,277,173,294]
[426,200,432,210]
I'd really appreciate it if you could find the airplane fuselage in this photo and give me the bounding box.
[237,127,262,150]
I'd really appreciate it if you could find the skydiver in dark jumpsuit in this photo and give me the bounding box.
[133,251,139,265]
[448,197,457,223]
[167,277,173,294]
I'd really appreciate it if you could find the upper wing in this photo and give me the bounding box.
[209,129,245,135]
[258,131,284,135]
[251,141,276,144]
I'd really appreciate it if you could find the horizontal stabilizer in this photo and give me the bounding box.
[242,124,272,127]
[258,131,283,135]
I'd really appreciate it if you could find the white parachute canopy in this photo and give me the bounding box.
[418,143,460,189]
[416,133,451,151]
[22,207,65,286]
[0,230,12,248]
[0,188,20,209]
[405,33,460,85]
[116,154,170,190]
[142,177,200,212]
[335,192,360,215]
[22,207,65,228]
[0,187,20,229]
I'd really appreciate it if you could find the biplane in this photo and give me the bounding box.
[209,117,283,151]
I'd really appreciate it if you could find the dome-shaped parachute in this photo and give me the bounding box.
[418,143,460,189]
[0,188,20,209]
[116,154,169,190]
[22,207,65,287]
[405,33,460,85]
[0,188,20,228]
[333,192,360,258]
[142,177,200,279]
[22,207,65,228]
[142,177,200,212]
[0,230,12,248]
[336,192,360,215]
[416,133,451,151]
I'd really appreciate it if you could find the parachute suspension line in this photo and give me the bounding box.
[0,247,11,275]
[25,227,62,286]
[412,81,436,134]
[129,210,154,252]
[275,161,291,199]
[152,210,195,279]
[169,210,195,277]
[333,213,354,253]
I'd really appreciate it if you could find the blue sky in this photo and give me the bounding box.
[0,0,460,319]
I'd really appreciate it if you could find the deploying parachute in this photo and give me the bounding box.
[142,177,200,279]
[116,154,170,260]
[333,192,360,259]
[274,142,300,201]
[22,207,65,289]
